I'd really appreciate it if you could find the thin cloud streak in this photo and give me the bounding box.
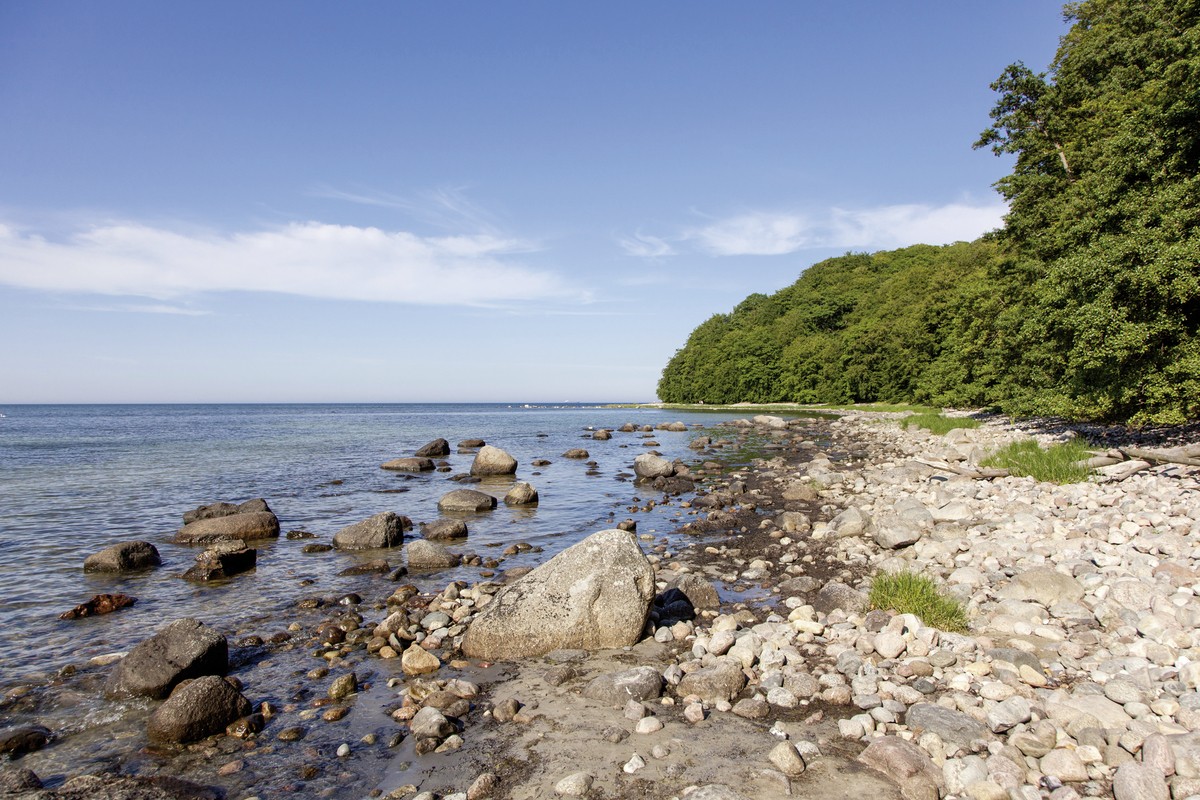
[0,220,579,307]
[617,232,676,259]
[623,201,1007,258]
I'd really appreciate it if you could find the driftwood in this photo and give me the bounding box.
[1075,442,1200,481]
[912,458,1010,479]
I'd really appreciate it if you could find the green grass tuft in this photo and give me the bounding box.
[981,438,1095,484]
[901,413,981,435]
[868,571,969,633]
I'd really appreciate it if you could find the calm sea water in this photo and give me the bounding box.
[0,403,767,686]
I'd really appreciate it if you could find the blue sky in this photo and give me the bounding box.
[0,2,1067,403]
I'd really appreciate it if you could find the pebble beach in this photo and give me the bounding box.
[3,409,1199,800]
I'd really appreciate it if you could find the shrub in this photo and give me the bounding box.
[868,571,968,633]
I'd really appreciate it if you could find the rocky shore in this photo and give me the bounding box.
[3,411,1198,800]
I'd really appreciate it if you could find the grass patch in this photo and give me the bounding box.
[869,571,969,633]
[901,413,981,435]
[981,438,1095,484]
[813,402,942,414]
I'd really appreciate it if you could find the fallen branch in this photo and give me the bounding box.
[1119,447,1200,468]
[912,458,1010,479]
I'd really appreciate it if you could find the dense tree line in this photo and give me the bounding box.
[658,0,1199,424]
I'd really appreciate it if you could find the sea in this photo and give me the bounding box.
[0,402,782,688]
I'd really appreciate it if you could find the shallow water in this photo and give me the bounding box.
[0,402,822,796]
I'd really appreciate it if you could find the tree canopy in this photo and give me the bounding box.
[658,0,1199,424]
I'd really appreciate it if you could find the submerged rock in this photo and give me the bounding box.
[380,457,435,472]
[414,438,451,458]
[438,489,497,513]
[59,593,136,619]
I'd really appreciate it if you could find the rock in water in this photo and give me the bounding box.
[175,511,280,544]
[182,498,271,525]
[83,541,161,572]
[422,519,469,540]
[504,482,539,506]
[438,489,498,512]
[469,445,518,476]
[105,618,228,699]
[461,529,655,659]
[633,454,674,479]
[407,539,461,569]
[0,725,51,756]
[332,511,410,550]
[414,438,451,458]
[181,541,256,581]
[147,675,252,743]
[380,457,436,472]
[59,593,137,619]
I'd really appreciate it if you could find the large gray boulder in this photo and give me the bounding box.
[470,445,518,476]
[84,541,161,573]
[105,618,228,699]
[175,511,280,544]
[461,529,655,659]
[146,675,252,743]
[438,489,497,512]
[633,453,674,479]
[332,511,410,550]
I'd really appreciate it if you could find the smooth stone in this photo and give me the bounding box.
[554,773,594,797]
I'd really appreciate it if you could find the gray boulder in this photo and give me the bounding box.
[422,519,468,540]
[857,736,942,800]
[677,660,747,703]
[146,675,251,743]
[813,581,868,614]
[438,489,497,512]
[470,445,517,476]
[182,498,271,525]
[633,453,674,479]
[105,618,227,699]
[181,541,256,581]
[563,448,590,459]
[414,438,451,458]
[461,529,655,659]
[407,539,461,570]
[175,511,280,544]
[380,457,435,472]
[997,567,1085,606]
[874,519,924,549]
[84,541,161,573]
[332,511,409,550]
[504,482,539,506]
[582,666,663,706]
[904,703,991,753]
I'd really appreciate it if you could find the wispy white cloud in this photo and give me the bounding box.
[311,184,503,235]
[624,200,1006,258]
[617,232,676,259]
[61,302,212,316]
[0,220,578,307]
[686,212,812,256]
